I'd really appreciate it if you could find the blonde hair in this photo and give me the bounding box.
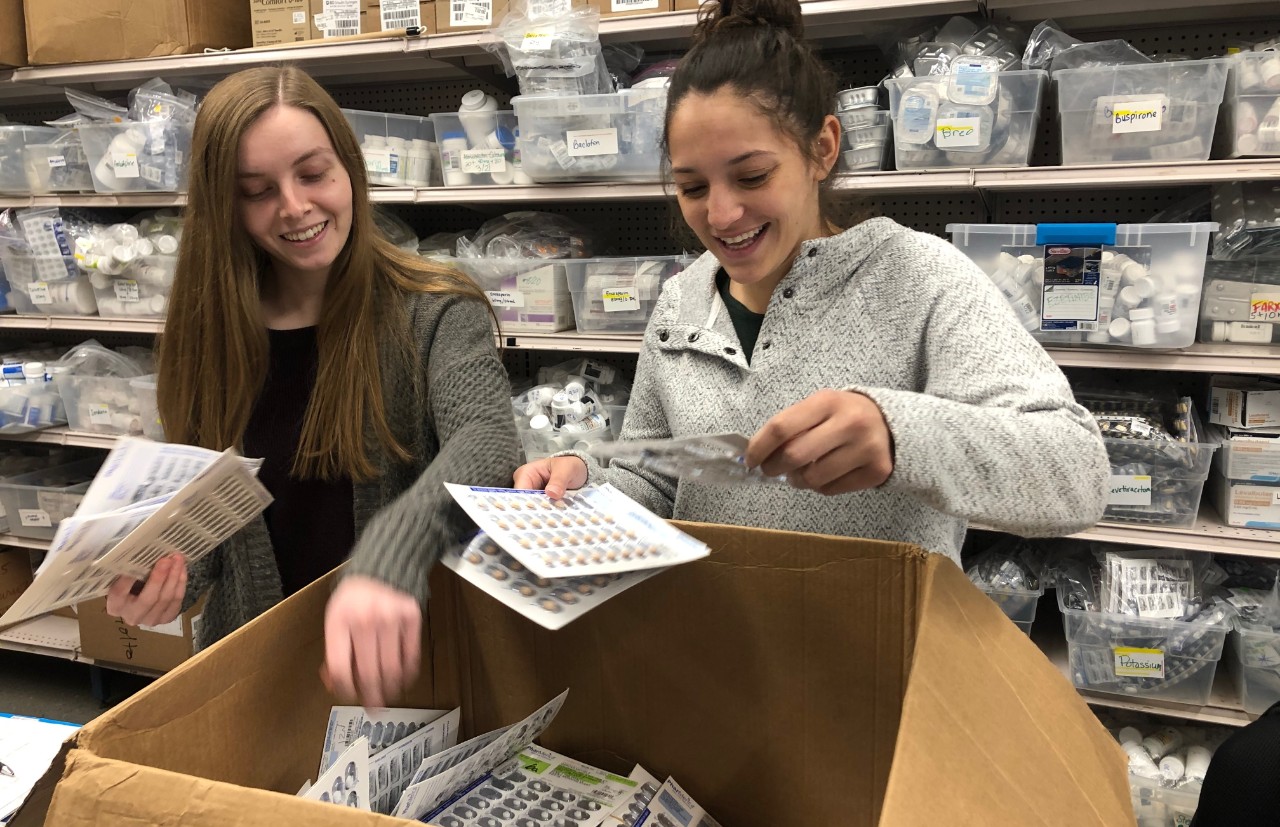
[158,66,489,481]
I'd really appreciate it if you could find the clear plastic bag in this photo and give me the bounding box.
[489,5,613,97]
[457,211,596,260]
[588,433,785,485]
[1048,39,1151,74]
[1102,549,1205,620]
[372,208,418,251]
[965,537,1040,592]
[1022,19,1083,71]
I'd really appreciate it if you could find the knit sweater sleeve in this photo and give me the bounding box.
[344,296,521,603]
[853,232,1111,536]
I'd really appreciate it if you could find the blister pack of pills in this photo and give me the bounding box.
[445,483,709,578]
[442,533,657,630]
[588,433,784,486]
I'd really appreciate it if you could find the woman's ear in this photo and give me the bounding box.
[814,114,841,182]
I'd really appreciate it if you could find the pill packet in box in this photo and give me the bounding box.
[588,432,785,485]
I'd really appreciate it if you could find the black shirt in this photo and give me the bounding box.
[715,269,765,364]
[242,326,355,597]
[1191,699,1280,825]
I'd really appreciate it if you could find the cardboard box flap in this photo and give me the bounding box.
[880,555,1133,826]
[451,522,925,826]
[47,749,404,826]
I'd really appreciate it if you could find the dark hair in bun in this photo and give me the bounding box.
[664,0,838,172]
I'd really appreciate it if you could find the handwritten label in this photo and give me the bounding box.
[1109,474,1152,506]
[602,288,640,312]
[934,117,981,148]
[46,154,66,168]
[1114,646,1165,679]
[114,279,140,302]
[461,149,507,174]
[522,31,555,51]
[1111,99,1164,134]
[18,509,52,529]
[1251,291,1280,321]
[28,282,51,305]
[485,290,526,308]
[566,128,620,157]
[88,403,112,426]
[363,148,393,174]
[111,151,140,179]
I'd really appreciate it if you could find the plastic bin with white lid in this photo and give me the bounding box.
[1054,58,1230,165]
[23,134,95,194]
[565,255,692,333]
[429,111,522,186]
[341,108,437,187]
[976,584,1042,635]
[0,456,102,539]
[511,88,667,183]
[1230,625,1280,715]
[78,121,192,193]
[0,380,67,435]
[946,222,1218,349]
[130,375,164,441]
[88,254,174,319]
[1219,51,1280,158]
[439,256,574,332]
[884,69,1047,170]
[0,250,98,317]
[0,125,60,193]
[1059,590,1230,706]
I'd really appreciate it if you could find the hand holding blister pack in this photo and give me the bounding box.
[588,432,786,486]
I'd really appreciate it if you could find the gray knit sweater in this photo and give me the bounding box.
[183,291,521,650]
[578,217,1111,561]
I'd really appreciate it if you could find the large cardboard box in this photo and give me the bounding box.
[76,596,203,674]
[588,0,672,19]
[23,0,251,65]
[435,0,509,32]
[13,524,1134,826]
[0,0,26,67]
[0,549,32,616]
[250,0,311,47]
[1209,374,1280,430]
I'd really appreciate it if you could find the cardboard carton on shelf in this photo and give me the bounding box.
[75,596,205,674]
[0,0,26,67]
[0,549,32,616]
[12,523,1134,827]
[23,0,252,65]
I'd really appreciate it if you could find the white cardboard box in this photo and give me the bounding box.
[1212,471,1280,529]
[1213,424,1280,481]
[1210,375,1280,429]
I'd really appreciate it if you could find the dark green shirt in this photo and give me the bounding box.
[715,269,765,364]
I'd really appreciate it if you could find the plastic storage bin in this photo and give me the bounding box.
[1220,51,1280,158]
[0,457,101,539]
[1100,431,1216,528]
[88,254,174,319]
[55,374,146,436]
[23,132,94,194]
[78,121,192,193]
[1230,626,1280,715]
[429,111,524,186]
[1060,593,1230,706]
[1054,59,1229,165]
[0,250,97,317]
[131,375,164,441]
[977,584,1042,635]
[0,126,60,193]
[946,222,1217,349]
[443,256,574,332]
[341,109,437,187]
[884,70,1047,169]
[1211,180,1280,260]
[0,381,67,435]
[1197,259,1280,345]
[511,88,667,183]
[838,110,891,172]
[1129,774,1201,827]
[601,402,627,440]
[565,255,691,333]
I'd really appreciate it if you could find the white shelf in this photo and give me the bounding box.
[416,182,669,203]
[0,614,81,662]
[0,535,50,551]
[0,314,163,334]
[498,330,646,353]
[1044,342,1280,375]
[0,427,122,450]
[974,160,1280,190]
[989,0,1280,26]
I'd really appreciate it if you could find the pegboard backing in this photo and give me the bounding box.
[503,349,639,386]
[992,187,1205,224]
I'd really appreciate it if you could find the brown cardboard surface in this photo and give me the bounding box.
[586,0,671,18]
[880,555,1133,826]
[251,0,311,47]
[434,0,509,32]
[0,549,33,615]
[76,596,202,673]
[20,523,1133,827]
[24,0,251,65]
[0,0,27,66]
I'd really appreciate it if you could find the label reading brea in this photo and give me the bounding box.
[934,117,981,148]
[1114,646,1165,678]
[602,288,639,312]
[1109,474,1152,506]
[566,128,619,157]
[1111,98,1164,133]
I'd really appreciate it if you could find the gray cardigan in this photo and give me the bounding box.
[184,291,521,650]
[577,217,1111,561]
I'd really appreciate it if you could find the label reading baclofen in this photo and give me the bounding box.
[28,282,51,305]
[934,117,982,148]
[88,403,112,426]
[1111,98,1164,134]
[486,290,526,308]
[111,151,140,179]
[1109,474,1152,506]
[461,149,507,174]
[1251,291,1280,322]
[602,288,640,312]
[1114,646,1165,679]
[566,129,619,157]
[114,279,140,302]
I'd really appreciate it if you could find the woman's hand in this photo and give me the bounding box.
[104,553,188,626]
[323,576,422,707]
[512,456,589,499]
[746,389,894,495]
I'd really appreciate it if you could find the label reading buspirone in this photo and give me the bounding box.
[460,148,507,174]
[934,117,982,148]
[1114,646,1165,678]
[1111,98,1164,133]
[114,279,140,302]
[486,290,526,308]
[1109,474,1153,506]
[602,288,640,312]
[28,282,51,305]
[566,128,619,157]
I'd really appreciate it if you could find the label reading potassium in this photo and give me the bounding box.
[1109,474,1153,506]
[486,290,526,308]
[111,151,140,179]
[602,288,640,312]
[114,279,141,302]
[934,117,982,148]
[46,154,66,168]
[88,403,112,426]
[17,509,51,529]
[1111,98,1165,133]
[28,282,51,305]
[1114,646,1165,679]
[1251,291,1280,321]
[461,149,507,174]
[566,128,620,157]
